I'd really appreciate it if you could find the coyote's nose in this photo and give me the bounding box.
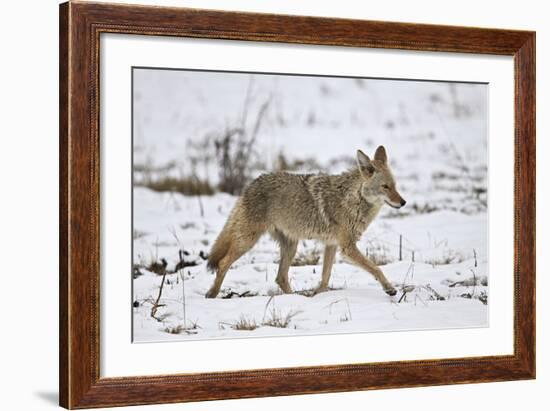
[400,199,406,207]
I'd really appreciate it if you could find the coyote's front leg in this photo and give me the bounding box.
[340,241,397,296]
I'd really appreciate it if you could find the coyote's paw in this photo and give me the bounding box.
[384,287,398,297]
[313,285,330,295]
[205,288,219,299]
[276,278,293,294]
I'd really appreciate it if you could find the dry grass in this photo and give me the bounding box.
[365,243,394,266]
[133,229,148,239]
[425,250,465,266]
[292,248,321,266]
[212,80,271,195]
[262,308,302,328]
[138,176,214,196]
[218,315,260,331]
[163,324,185,334]
[163,320,200,335]
[147,258,168,275]
[231,315,260,331]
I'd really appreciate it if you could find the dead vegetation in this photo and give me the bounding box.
[262,308,302,328]
[220,289,258,299]
[455,270,488,305]
[396,262,488,306]
[365,243,394,266]
[260,296,302,328]
[425,249,465,266]
[220,315,260,331]
[163,320,200,335]
[146,258,168,275]
[211,79,271,195]
[323,298,353,323]
[397,284,446,303]
[133,229,148,240]
[137,175,214,196]
[445,275,488,288]
[275,151,324,173]
[292,247,321,266]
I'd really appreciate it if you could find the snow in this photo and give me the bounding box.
[132,69,488,342]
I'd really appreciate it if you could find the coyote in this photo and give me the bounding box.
[206,146,406,298]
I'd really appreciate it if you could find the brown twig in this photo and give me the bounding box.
[150,260,168,321]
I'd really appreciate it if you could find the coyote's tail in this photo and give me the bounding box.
[207,197,265,272]
[207,212,237,272]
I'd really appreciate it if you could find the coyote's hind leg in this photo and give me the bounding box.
[205,231,262,298]
[205,247,240,299]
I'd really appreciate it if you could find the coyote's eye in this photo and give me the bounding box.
[381,184,390,190]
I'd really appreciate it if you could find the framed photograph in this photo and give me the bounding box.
[59,2,535,408]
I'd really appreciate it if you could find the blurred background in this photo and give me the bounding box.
[133,69,488,217]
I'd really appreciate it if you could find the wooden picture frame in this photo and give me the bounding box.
[59,1,535,408]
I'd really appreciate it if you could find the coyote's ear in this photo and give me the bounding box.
[374,145,387,164]
[356,149,375,177]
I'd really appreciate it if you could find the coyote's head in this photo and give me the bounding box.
[356,146,406,209]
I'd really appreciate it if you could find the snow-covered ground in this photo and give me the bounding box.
[132,69,488,342]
